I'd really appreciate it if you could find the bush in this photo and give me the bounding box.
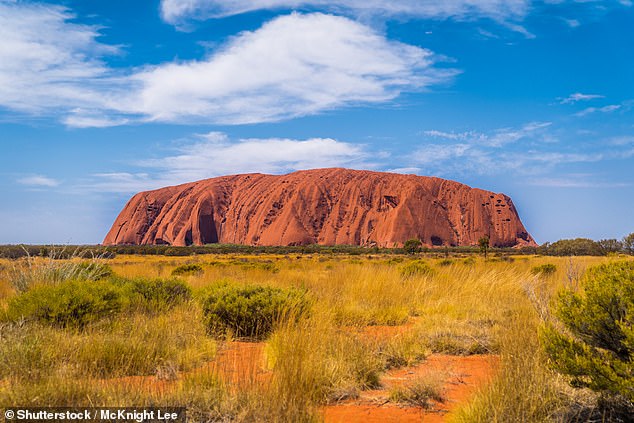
[4,276,192,328]
[403,239,422,255]
[5,280,125,328]
[400,260,435,278]
[539,238,603,256]
[171,264,204,277]
[201,283,309,339]
[389,375,445,409]
[541,261,634,408]
[531,263,557,276]
[118,278,192,312]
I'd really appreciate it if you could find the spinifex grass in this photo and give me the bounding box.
[0,253,628,422]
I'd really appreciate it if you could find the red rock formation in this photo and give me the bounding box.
[103,168,536,248]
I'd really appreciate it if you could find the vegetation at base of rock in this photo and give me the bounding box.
[403,238,423,254]
[201,283,310,339]
[171,263,204,276]
[541,261,634,410]
[478,236,490,259]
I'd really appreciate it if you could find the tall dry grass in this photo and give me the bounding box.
[1,252,629,422]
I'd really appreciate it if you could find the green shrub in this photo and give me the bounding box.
[438,259,454,267]
[201,283,309,339]
[539,238,603,256]
[171,264,204,277]
[541,261,634,408]
[119,278,192,312]
[463,257,476,266]
[5,280,125,328]
[531,263,557,276]
[400,260,435,278]
[403,239,422,255]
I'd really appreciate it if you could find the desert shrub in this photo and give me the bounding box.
[201,283,309,339]
[171,263,204,277]
[541,261,634,409]
[118,277,192,312]
[531,263,557,276]
[437,259,453,267]
[428,333,492,355]
[403,239,422,254]
[463,257,476,266]
[539,238,603,256]
[389,374,445,409]
[400,260,435,278]
[5,280,125,328]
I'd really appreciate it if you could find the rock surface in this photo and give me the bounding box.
[103,168,536,248]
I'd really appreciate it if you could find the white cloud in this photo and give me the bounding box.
[575,104,621,116]
[423,121,551,147]
[0,1,122,118]
[17,175,60,187]
[85,133,376,193]
[559,92,604,104]
[127,13,454,124]
[1,6,453,127]
[410,122,607,176]
[160,0,531,25]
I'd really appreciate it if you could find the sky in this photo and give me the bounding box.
[1,0,633,245]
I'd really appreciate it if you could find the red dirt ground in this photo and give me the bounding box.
[322,354,498,423]
[102,341,269,393]
[100,327,497,422]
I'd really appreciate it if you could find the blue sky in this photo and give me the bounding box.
[1,0,633,245]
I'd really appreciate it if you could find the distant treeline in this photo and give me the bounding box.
[0,243,513,259]
[536,235,634,256]
[0,234,632,259]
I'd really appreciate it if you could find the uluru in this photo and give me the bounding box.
[103,168,536,248]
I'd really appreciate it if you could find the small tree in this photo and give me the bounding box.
[541,261,634,409]
[403,238,422,255]
[597,239,624,255]
[623,232,634,255]
[478,236,490,259]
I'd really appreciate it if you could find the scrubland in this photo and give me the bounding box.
[0,251,629,422]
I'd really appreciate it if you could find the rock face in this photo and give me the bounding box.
[103,168,536,248]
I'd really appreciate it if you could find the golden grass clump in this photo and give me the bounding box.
[0,252,630,422]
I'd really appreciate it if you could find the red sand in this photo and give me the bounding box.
[323,354,498,423]
[101,341,269,393]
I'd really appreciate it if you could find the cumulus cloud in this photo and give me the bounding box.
[1,5,452,126]
[86,133,376,192]
[160,0,531,25]
[17,175,60,187]
[0,1,122,117]
[127,13,454,124]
